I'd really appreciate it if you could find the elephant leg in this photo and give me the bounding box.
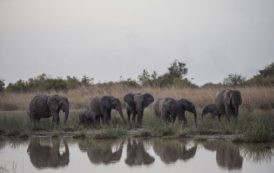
[52,112,60,125]
[224,105,231,121]
[137,114,143,126]
[161,110,169,122]
[132,113,137,123]
[101,109,111,124]
[170,114,176,123]
[127,109,132,124]
[211,113,215,120]
[178,112,187,125]
[217,114,221,122]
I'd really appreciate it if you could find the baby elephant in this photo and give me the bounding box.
[201,104,220,120]
[78,110,99,126]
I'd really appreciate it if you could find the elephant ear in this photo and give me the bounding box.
[143,93,154,107]
[47,95,61,112]
[101,96,112,110]
[124,93,134,104]
[233,90,242,105]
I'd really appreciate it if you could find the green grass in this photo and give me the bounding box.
[0,109,273,142]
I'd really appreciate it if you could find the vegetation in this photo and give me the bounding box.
[0,109,273,142]
[223,74,246,86]
[5,74,94,92]
[0,79,4,92]
[246,62,274,86]
[138,59,197,88]
[0,60,274,143]
[1,61,274,92]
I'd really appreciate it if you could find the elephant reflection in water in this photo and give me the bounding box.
[27,137,69,169]
[79,140,124,164]
[153,140,197,164]
[125,139,155,166]
[0,137,7,150]
[203,140,243,170]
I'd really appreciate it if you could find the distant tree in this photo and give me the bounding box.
[246,62,274,86]
[259,62,274,77]
[223,74,246,86]
[138,69,152,86]
[7,80,27,92]
[81,75,93,85]
[201,82,223,88]
[66,76,81,89]
[137,59,196,88]
[168,59,188,79]
[0,79,5,92]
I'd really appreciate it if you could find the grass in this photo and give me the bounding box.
[0,86,274,111]
[0,108,273,142]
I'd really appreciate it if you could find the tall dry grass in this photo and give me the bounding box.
[0,85,273,111]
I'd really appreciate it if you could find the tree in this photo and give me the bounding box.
[168,59,188,79]
[138,69,152,86]
[0,79,5,92]
[66,76,81,89]
[223,74,246,86]
[81,75,93,85]
[246,62,274,86]
[259,62,274,77]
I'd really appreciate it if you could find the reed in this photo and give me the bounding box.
[0,86,273,111]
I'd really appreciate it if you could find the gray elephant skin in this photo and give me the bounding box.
[87,96,126,124]
[28,95,69,124]
[154,97,197,126]
[153,140,197,164]
[79,140,124,165]
[203,140,243,170]
[125,139,155,166]
[78,110,99,126]
[201,104,220,120]
[215,89,242,120]
[124,93,154,126]
[27,137,69,169]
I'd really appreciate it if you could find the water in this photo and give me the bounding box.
[0,136,273,173]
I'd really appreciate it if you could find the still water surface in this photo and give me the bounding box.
[0,136,273,173]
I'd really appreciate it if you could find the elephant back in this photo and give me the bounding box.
[87,96,102,115]
[28,95,50,118]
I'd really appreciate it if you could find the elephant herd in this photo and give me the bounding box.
[27,89,242,127]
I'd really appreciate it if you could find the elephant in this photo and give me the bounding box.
[27,95,69,124]
[79,140,124,165]
[202,140,243,170]
[201,104,220,120]
[87,96,126,124]
[153,97,197,126]
[153,139,197,164]
[125,139,155,166]
[27,137,70,169]
[78,110,99,126]
[124,93,154,126]
[215,89,242,120]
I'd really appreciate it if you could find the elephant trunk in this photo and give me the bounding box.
[64,108,69,124]
[118,108,126,124]
[194,111,197,127]
[234,105,239,119]
[201,111,204,120]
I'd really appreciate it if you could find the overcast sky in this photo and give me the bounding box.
[0,0,273,86]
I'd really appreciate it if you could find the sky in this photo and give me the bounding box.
[0,0,274,86]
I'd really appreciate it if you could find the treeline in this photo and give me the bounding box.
[1,74,94,92]
[0,60,274,92]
